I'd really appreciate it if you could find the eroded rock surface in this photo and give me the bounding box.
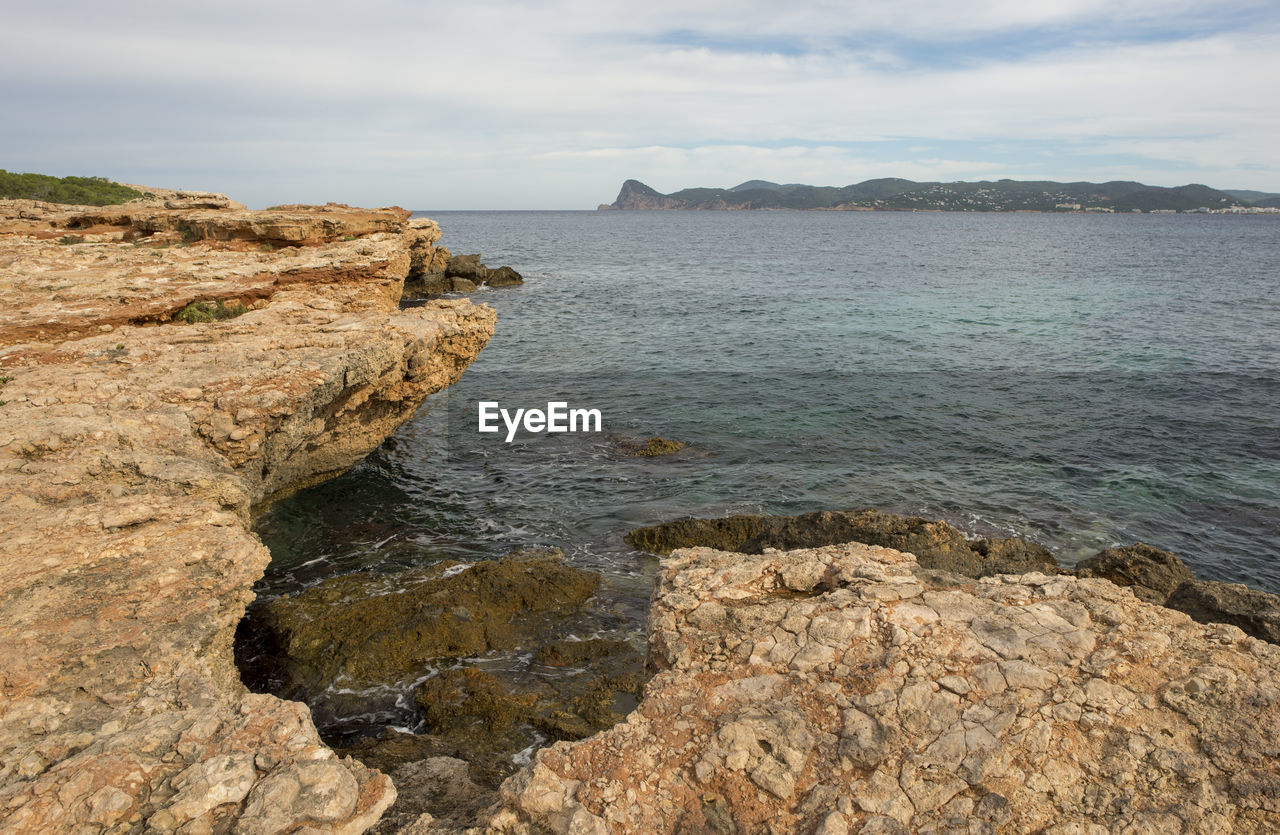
[0,198,495,831]
[489,542,1280,833]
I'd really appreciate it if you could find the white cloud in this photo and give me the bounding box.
[1,1,1277,206]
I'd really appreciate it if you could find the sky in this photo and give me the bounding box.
[1,0,1277,208]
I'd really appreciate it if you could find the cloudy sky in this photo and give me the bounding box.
[2,0,1276,208]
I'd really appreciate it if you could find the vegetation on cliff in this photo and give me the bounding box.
[0,169,146,205]
[604,177,1265,212]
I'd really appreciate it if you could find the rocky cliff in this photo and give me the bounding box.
[0,195,495,831]
[490,542,1280,832]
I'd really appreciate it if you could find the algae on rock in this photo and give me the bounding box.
[256,549,602,697]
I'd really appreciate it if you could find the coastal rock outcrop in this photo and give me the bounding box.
[628,511,1280,647]
[1074,542,1195,604]
[489,541,1280,832]
[604,179,686,210]
[0,197,496,831]
[403,251,524,298]
[246,549,647,828]
[627,508,1058,577]
[1168,579,1280,645]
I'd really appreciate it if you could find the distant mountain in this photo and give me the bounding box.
[1224,189,1280,209]
[600,178,1271,213]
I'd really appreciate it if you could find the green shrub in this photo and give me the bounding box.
[174,299,250,324]
[56,235,86,245]
[0,170,144,206]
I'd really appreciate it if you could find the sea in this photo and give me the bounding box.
[249,209,1280,733]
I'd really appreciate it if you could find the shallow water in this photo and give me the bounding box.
[251,210,1280,734]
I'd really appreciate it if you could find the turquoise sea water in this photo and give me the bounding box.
[259,210,1278,587]
[251,211,1280,728]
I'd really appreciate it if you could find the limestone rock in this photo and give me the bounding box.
[486,542,1280,832]
[404,271,453,298]
[442,254,524,289]
[405,218,447,283]
[380,756,491,833]
[446,253,488,282]
[0,199,495,832]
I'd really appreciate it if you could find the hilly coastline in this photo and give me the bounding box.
[601,177,1280,213]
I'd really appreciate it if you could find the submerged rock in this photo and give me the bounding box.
[256,549,601,696]
[616,436,686,457]
[336,731,494,833]
[627,508,1058,578]
[334,636,644,829]
[411,641,645,751]
[487,541,1280,832]
[1075,542,1195,604]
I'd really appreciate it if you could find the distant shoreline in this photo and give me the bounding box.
[601,176,1280,213]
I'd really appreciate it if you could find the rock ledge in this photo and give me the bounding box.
[489,542,1280,833]
[0,198,495,831]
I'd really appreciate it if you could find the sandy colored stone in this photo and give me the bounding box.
[0,199,495,832]
[485,543,1280,833]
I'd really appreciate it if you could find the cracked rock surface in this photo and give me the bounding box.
[0,199,494,832]
[489,542,1280,833]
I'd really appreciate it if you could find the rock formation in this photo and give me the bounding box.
[1074,542,1196,605]
[626,508,1058,578]
[403,251,524,298]
[627,510,1280,648]
[614,437,686,457]
[254,550,602,697]
[244,548,647,829]
[489,542,1280,832]
[602,179,686,211]
[0,196,495,831]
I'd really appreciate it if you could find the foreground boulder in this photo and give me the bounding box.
[489,542,1280,832]
[1168,579,1280,645]
[1075,542,1195,604]
[627,508,1058,577]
